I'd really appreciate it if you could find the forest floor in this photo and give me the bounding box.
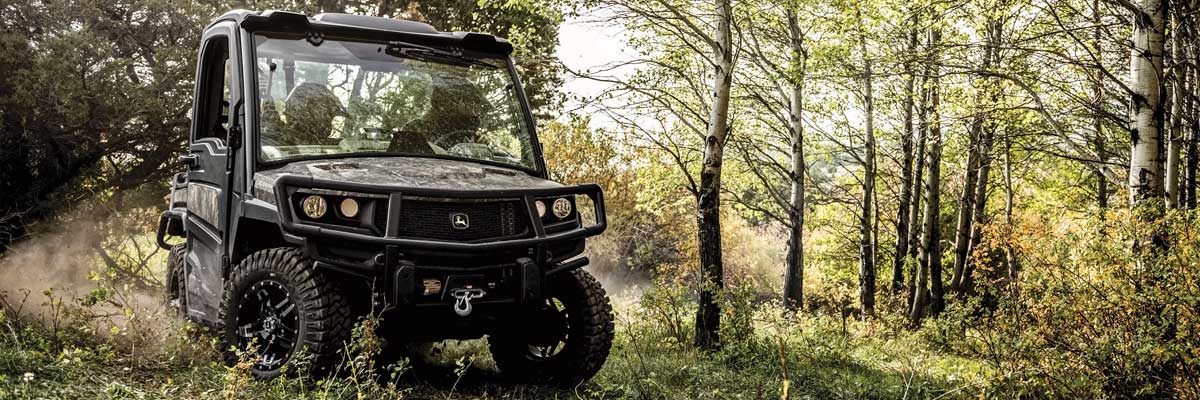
[0,288,992,400]
[0,228,995,399]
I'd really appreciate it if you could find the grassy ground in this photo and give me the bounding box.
[0,286,993,400]
[0,227,991,399]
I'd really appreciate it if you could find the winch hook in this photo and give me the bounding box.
[451,288,486,317]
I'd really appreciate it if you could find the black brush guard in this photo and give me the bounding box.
[273,175,607,307]
[273,175,607,251]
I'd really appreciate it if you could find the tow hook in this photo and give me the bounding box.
[451,288,486,317]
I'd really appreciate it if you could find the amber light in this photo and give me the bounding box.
[340,198,360,218]
[301,195,327,219]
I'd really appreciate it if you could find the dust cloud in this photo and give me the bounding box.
[0,220,102,300]
[0,217,169,333]
[582,247,648,310]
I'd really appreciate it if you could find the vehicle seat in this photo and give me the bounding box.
[259,101,283,147]
[280,82,344,146]
[400,77,488,144]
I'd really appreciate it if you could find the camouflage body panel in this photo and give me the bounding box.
[254,157,559,204]
[186,182,221,228]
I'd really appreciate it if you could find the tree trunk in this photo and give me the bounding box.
[1189,55,1199,208]
[1166,13,1183,208]
[907,67,930,310]
[1094,0,1109,211]
[913,28,943,322]
[858,24,877,318]
[694,0,733,351]
[961,21,1001,293]
[950,123,981,293]
[1003,135,1018,288]
[1123,1,1174,397]
[782,9,806,310]
[962,126,994,293]
[951,19,997,293]
[1188,36,1198,209]
[893,24,918,293]
[1185,63,1195,209]
[1128,1,1167,204]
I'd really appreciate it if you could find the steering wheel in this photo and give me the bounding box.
[387,128,480,154]
[430,129,478,148]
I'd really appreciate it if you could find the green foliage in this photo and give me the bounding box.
[0,0,216,248]
[925,211,1200,398]
[540,117,693,277]
[0,0,565,250]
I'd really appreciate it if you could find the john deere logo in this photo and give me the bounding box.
[451,213,470,230]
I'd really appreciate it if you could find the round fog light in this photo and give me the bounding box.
[340,198,360,218]
[535,200,547,218]
[301,195,327,219]
[552,197,573,219]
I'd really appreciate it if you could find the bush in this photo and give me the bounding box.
[938,210,1200,398]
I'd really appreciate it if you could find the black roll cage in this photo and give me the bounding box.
[237,11,549,179]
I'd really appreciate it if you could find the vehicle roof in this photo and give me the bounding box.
[210,9,513,54]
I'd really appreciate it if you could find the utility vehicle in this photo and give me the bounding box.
[156,10,612,384]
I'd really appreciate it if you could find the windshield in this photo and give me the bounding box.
[253,34,536,171]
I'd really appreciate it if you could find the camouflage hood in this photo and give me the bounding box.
[253,157,557,204]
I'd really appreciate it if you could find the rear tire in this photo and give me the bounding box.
[487,269,614,385]
[219,247,353,379]
[165,244,187,316]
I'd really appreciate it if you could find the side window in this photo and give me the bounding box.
[194,36,232,141]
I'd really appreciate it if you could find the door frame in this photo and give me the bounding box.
[183,21,243,324]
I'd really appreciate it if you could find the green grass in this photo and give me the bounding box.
[0,289,994,400]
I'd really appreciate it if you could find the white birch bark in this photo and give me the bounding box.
[1129,0,1167,204]
[694,0,734,350]
[782,9,807,310]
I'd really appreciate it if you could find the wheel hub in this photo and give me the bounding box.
[236,280,298,371]
[527,302,567,346]
[524,297,570,358]
[261,316,280,336]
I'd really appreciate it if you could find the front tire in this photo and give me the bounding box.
[488,269,614,385]
[165,244,187,316]
[219,247,353,379]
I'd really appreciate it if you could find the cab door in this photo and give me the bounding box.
[182,24,240,322]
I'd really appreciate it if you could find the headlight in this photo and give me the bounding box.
[552,197,573,219]
[340,198,360,218]
[535,200,547,218]
[301,195,327,219]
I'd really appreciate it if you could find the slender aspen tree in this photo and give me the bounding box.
[782,8,808,310]
[695,0,735,350]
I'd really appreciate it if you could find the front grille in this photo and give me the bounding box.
[373,203,389,234]
[397,197,529,242]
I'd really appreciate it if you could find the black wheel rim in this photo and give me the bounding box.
[526,297,570,359]
[236,280,299,372]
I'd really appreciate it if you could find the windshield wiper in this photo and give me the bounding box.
[385,40,498,69]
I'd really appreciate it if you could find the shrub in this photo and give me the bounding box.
[940,210,1200,398]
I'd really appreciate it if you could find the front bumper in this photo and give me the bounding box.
[272,175,606,308]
